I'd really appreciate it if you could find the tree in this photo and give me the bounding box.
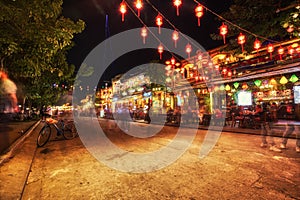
[211,0,299,54]
[0,0,85,107]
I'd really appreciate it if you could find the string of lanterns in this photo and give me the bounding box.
[119,0,300,66]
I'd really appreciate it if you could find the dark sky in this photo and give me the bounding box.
[62,0,232,84]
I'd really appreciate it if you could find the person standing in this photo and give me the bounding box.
[0,70,18,113]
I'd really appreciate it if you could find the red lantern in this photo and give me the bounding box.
[172,30,179,48]
[254,38,261,51]
[278,46,284,60]
[219,23,228,44]
[156,14,163,34]
[186,43,192,58]
[158,44,164,59]
[135,0,143,17]
[119,1,127,22]
[195,4,204,26]
[141,26,147,44]
[173,0,182,16]
[238,33,246,52]
[267,43,274,59]
[288,46,294,55]
[227,71,232,77]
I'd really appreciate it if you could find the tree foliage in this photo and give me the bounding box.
[0,0,85,107]
[211,0,299,54]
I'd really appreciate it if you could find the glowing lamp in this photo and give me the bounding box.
[156,14,163,34]
[289,74,299,83]
[135,0,143,17]
[254,79,262,87]
[238,33,246,52]
[267,43,274,59]
[269,78,277,85]
[288,46,294,55]
[172,30,179,48]
[158,44,164,59]
[119,1,127,22]
[185,43,192,58]
[233,82,239,89]
[254,38,261,50]
[195,4,204,26]
[242,82,248,90]
[278,46,284,60]
[141,27,147,44]
[225,84,231,91]
[219,23,228,44]
[173,0,182,16]
[279,76,288,85]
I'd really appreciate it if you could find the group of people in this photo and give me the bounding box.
[230,101,300,153]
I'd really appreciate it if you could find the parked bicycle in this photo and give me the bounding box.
[37,117,78,147]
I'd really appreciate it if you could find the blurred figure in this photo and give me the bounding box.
[280,123,300,153]
[256,104,281,152]
[0,70,18,113]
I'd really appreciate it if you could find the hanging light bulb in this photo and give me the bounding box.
[156,14,163,34]
[172,30,179,48]
[237,33,246,52]
[158,44,164,59]
[267,43,274,59]
[119,1,127,22]
[141,26,147,44]
[135,0,143,17]
[219,23,228,44]
[173,0,182,16]
[195,4,204,26]
[186,43,192,58]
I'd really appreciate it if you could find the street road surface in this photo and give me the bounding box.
[1,119,299,199]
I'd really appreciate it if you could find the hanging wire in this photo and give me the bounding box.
[192,0,279,44]
[123,0,183,61]
[145,0,203,51]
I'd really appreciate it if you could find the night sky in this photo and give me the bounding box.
[62,0,232,84]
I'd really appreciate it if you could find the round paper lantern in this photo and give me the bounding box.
[141,27,147,44]
[173,0,182,16]
[135,0,143,17]
[238,33,246,52]
[119,1,127,22]
[195,4,204,26]
[220,23,228,44]
[156,14,163,34]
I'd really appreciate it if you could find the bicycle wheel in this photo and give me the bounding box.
[62,121,78,140]
[37,125,51,147]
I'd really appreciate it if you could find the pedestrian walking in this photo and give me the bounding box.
[0,70,18,113]
[255,104,281,152]
[279,123,300,153]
